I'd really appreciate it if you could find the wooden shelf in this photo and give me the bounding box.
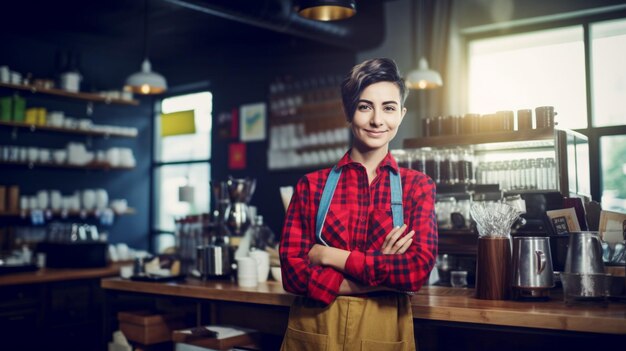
[0,160,134,170]
[0,208,135,218]
[0,120,137,138]
[403,128,555,150]
[0,82,139,106]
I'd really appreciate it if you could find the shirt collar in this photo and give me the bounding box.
[335,149,400,174]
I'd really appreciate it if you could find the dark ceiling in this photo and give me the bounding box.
[2,0,388,62]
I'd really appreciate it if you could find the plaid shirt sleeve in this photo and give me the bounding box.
[344,173,438,292]
[279,173,345,304]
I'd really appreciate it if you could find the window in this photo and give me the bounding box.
[468,26,587,130]
[591,19,626,127]
[467,14,626,211]
[152,92,212,252]
[601,135,626,212]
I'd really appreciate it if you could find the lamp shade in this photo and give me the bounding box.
[406,57,443,90]
[297,0,356,21]
[124,59,167,95]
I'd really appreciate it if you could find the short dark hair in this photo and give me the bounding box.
[340,58,408,121]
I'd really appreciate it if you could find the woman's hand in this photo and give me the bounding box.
[381,224,415,255]
[308,244,326,266]
[308,244,350,271]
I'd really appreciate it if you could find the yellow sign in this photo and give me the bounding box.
[161,110,196,137]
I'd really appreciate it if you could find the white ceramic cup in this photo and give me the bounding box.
[39,148,50,163]
[110,199,128,214]
[52,149,67,164]
[95,189,108,210]
[236,257,258,287]
[82,190,96,210]
[50,190,62,211]
[37,190,49,209]
[27,147,39,163]
[249,250,270,283]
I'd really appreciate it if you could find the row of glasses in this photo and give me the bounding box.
[475,158,557,190]
[393,148,476,185]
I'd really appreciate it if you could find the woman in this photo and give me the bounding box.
[279,58,437,351]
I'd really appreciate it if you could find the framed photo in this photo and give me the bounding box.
[598,210,626,244]
[239,102,266,142]
[546,208,581,234]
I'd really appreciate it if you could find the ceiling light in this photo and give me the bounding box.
[406,57,443,90]
[124,0,167,95]
[297,0,356,21]
[405,0,442,90]
[125,59,167,95]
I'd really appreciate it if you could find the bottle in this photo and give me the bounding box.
[425,149,441,183]
[249,215,276,251]
[458,149,474,184]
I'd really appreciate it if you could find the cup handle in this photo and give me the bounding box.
[536,250,546,274]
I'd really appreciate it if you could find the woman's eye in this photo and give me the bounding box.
[384,105,397,112]
[357,104,371,111]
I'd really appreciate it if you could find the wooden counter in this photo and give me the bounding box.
[101,277,626,335]
[0,263,121,286]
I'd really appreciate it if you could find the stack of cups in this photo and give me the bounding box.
[250,250,270,283]
[236,257,258,287]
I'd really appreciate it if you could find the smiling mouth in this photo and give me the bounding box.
[364,129,388,135]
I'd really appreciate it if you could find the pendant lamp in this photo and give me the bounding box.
[297,0,356,21]
[125,0,167,95]
[405,0,442,90]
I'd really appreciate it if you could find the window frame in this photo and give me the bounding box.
[149,86,212,253]
[463,9,626,203]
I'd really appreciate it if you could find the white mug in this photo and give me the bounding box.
[236,257,258,287]
[249,250,270,283]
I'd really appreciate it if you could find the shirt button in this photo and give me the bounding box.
[360,217,367,223]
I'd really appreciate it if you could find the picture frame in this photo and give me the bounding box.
[598,210,626,244]
[239,102,266,142]
[546,208,581,234]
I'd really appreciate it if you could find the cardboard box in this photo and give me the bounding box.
[118,310,187,345]
[172,325,259,351]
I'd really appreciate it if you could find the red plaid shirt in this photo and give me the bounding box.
[280,151,438,304]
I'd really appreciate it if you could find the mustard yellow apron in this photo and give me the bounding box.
[280,293,416,351]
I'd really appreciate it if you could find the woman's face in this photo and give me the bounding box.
[350,81,406,151]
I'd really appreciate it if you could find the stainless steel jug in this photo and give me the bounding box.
[197,244,231,279]
[511,237,554,298]
[564,232,605,274]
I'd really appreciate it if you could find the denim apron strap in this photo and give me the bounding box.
[316,166,404,246]
[316,166,342,246]
[390,169,404,228]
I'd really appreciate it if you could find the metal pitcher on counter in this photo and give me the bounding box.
[511,236,555,299]
[561,231,608,302]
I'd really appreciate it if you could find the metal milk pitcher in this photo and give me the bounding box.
[564,231,605,274]
[511,237,554,298]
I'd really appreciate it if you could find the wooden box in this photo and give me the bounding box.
[118,310,186,345]
[172,325,260,350]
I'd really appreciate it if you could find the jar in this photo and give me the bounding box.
[424,149,441,183]
[410,149,425,173]
[517,109,532,130]
[458,149,474,184]
[391,149,410,169]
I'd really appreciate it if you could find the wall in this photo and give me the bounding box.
[0,35,153,250]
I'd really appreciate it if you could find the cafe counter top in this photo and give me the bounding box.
[101,277,626,335]
[0,263,122,286]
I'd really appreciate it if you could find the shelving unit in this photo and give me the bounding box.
[0,208,136,218]
[0,79,140,229]
[0,120,137,138]
[0,160,134,170]
[0,82,139,106]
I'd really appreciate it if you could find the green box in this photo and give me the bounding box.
[12,96,25,122]
[0,96,12,122]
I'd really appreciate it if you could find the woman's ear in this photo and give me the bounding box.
[401,107,407,120]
